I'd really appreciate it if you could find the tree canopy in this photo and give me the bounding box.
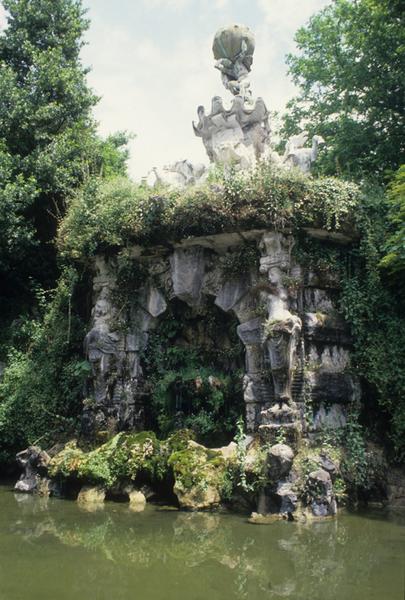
[0,0,129,323]
[282,0,405,181]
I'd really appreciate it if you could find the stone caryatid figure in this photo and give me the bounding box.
[193,24,271,169]
[258,232,302,434]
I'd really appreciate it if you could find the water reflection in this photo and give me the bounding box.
[1,488,404,600]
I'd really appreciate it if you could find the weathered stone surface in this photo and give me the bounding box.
[276,480,298,515]
[15,446,50,494]
[128,490,147,512]
[386,468,405,508]
[215,277,250,313]
[84,228,359,462]
[313,403,347,431]
[170,247,206,306]
[141,286,167,318]
[170,441,227,510]
[236,318,262,345]
[318,453,339,478]
[268,444,294,478]
[304,312,351,345]
[147,160,206,189]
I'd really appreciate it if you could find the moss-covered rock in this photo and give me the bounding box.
[48,432,167,489]
[168,441,230,510]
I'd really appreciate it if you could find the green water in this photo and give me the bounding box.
[0,485,404,600]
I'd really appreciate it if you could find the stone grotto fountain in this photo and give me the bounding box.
[15,25,361,520]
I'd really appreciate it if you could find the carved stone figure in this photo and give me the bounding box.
[258,232,302,438]
[193,95,270,168]
[147,160,207,189]
[212,24,255,102]
[283,133,325,173]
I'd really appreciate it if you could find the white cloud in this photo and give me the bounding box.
[257,0,329,38]
[142,0,191,9]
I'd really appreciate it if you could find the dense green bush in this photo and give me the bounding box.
[0,268,88,467]
[379,164,405,284]
[340,191,405,462]
[49,430,192,488]
[58,164,360,260]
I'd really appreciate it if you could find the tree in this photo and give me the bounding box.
[281,0,405,180]
[0,0,129,327]
[379,164,405,284]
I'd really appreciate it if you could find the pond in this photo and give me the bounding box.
[0,484,404,600]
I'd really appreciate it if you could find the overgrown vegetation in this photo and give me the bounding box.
[142,302,244,445]
[0,268,89,467]
[49,430,192,488]
[58,166,359,260]
[292,186,405,462]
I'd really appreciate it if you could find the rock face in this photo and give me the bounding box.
[76,226,360,520]
[268,444,294,478]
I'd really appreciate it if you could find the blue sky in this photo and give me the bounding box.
[1,0,331,179]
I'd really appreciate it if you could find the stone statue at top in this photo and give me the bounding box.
[148,25,326,187]
[193,24,271,169]
[212,24,255,102]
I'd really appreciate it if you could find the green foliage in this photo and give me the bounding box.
[231,418,268,495]
[58,164,360,260]
[151,367,241,441]
[339,190,405,461]
[340,418,369,489]
[282,0,405,180]
[141,304,244,444]
[379,165,405,282]
[221,243,260,280]
[0,268,88,466]
[49,431,167,488]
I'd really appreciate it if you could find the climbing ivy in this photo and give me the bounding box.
[293,185,405,462]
